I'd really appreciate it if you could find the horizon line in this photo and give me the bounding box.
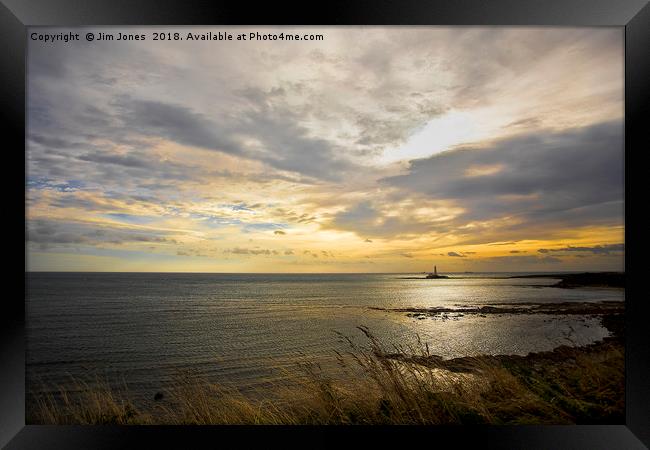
[24,270,623,275]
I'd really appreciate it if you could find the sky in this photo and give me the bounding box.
[26,27,624,273]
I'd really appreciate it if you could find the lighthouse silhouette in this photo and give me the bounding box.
[433,265,437,276]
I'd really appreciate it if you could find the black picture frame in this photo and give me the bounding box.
[3,0,649,448]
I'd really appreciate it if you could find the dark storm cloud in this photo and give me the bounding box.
[76,151,156,169]
[29,134,86,150]
[326,121,623,242]
[384,121,623,229]
[27,219,175,250]
[119,99,242,155]
[236,106,356,181]
[27,221,87,245]
[28,146,194,197]
[108,97,358,182]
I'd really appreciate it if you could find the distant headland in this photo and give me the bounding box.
[509,272,624,289]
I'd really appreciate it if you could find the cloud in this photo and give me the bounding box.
[176,248,211,257]
[447,252,466,257]
[223,247,277,256]
[111,96,360,182]
[384,121,623,236]
[538,243,624,255]
[464,164,504,177]
[323,121,623,245]
[26,27,622,192]
[329,200,457,238]
[28,79,356,189]
[76,151,154,169]
[234,105,358,181]
[27,219,176,250]
[120,99,241,155]
[488,255,563,264]
[25,27,624,272]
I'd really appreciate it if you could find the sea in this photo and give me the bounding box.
[26,272,624,406]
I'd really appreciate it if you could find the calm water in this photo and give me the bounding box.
[26,272,624,404]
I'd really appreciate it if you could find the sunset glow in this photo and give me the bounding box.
[26,27,624,272]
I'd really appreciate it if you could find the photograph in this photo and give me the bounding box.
[23,25,628,426]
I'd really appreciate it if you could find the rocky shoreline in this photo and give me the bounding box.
[375,306,625,424]
[370,300,624,320]
[378,311,623,371]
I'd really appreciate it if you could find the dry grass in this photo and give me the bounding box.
[27,327,624,425]
[28,375,150,424]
